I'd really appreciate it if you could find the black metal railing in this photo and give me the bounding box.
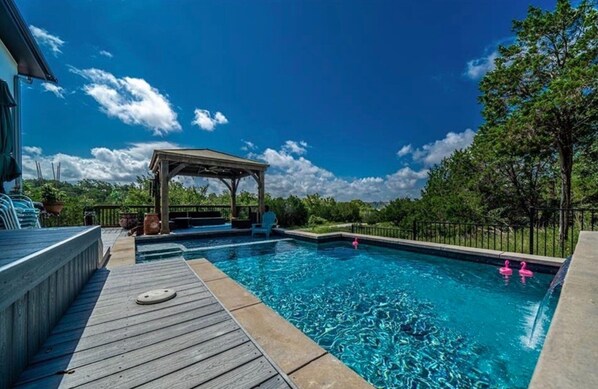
[90,204,257,227]
[352,208,598,258]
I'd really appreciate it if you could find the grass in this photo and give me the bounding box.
[298,222,353,234]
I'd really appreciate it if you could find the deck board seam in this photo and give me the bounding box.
[69,330,250,388]
[27,309,231,367]
[17,318,239,385]
[42,301,222,345]
[51,294,215,334]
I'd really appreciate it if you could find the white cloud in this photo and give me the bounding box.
[397,144,412,157]
[29,25,65,56]
[241,140,257,151]
[41,83,65,98]
[281,140,308,155]
[22,142,177,182]
[23,146,42,156]
[247,141,428,201]
[465,50,498,80]
[21,140,431,201]
[99,50,113,58]
[70,67,181,135]
[191,109,228,131]
[399,129,475,166]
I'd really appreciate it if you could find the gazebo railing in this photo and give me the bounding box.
[91,204,257,227]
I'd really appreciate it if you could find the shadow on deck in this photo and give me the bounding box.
[15,260,294,388]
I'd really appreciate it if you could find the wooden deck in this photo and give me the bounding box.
[14,259,295,389]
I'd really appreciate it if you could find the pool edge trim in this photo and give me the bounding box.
[277,228,565,272]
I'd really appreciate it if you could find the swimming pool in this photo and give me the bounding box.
[140,238,559,388]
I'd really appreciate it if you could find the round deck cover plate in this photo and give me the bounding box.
[136,289,176,305]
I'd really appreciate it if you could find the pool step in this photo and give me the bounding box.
[137,248,183,261]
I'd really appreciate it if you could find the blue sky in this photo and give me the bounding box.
[17,0,555,201]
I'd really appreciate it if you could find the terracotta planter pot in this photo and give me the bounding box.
[144,213,160,235]
[43,201,64,215]
[119,212,138,229]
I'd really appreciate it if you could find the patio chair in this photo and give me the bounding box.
[251,209,278,238]
[0,194,21,229]
[10,194,41,228]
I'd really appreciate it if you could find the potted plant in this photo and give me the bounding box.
[41,183,65,215]
[119,206,139,230]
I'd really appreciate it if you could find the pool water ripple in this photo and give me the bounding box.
[192,239,558,388]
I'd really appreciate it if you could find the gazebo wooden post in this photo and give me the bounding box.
[230,178,238,219]
[153,174,161,214]
[159,160,170,234]
[257,171,265,222]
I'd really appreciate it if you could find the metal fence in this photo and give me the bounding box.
[89,204,257,227]
[352,208,598,258]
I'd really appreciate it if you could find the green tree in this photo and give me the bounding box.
[479,0,598,239]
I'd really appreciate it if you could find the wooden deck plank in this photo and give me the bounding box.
[140,343,264,389]
[258,375,293,389]
[16,260,294,389]
[77,269,197,293]
[66,280,201,313]
[57,284,208,322]
[42,297,218,347]
[18,318,237,384]
[31,305,226,364]
[50,291,214,335]
[197,356,278,389]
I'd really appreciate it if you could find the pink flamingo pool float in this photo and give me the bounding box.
[352,238,359,249]
[519,261,534,277]
[499,260,513,276]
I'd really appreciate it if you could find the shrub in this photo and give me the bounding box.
[269,196,308,227]
[308,215,328,226]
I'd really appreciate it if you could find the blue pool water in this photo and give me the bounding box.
[148,238,559,388]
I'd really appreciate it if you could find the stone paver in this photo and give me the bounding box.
[187,258,228,281]
[232,303,326,374]
[107,236,135,268]
[204,277,260,311]
[290,354,372,389]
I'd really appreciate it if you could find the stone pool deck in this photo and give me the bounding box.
[529,231,598,389]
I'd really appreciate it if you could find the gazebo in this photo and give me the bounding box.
[149,149,269,234]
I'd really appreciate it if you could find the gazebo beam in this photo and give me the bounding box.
[159,161,170,234]
[168,163,187,179]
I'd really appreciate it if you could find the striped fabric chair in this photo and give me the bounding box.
[0,194,21,229]
[10,194,41,228]
[0,194,41,229]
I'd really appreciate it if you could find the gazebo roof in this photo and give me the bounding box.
[149,148,269,179]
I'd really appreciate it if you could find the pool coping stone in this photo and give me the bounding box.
[278,229,565,273]
[529,231,598,389]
